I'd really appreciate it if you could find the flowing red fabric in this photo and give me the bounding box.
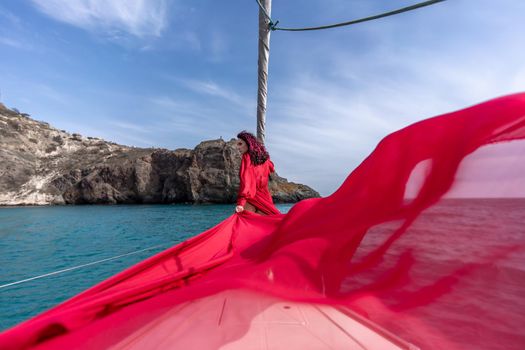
[237,152,280,215]
[1,93,524,349]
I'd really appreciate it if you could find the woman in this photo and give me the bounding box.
[235,131,281,215]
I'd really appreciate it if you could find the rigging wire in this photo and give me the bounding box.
[0,243,170,290]
[256,0,447,32]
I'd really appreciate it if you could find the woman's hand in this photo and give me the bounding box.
[235,205,244,213]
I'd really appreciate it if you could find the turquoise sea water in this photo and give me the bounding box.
[1,200,524,349]
[0,204,294,331]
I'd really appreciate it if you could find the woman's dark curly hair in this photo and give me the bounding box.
[237,130,269,165]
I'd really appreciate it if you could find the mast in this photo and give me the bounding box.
[256,0,272,144]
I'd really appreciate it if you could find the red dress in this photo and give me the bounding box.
[237,152,281,215]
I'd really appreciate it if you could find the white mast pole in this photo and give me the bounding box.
[256,0,272,144]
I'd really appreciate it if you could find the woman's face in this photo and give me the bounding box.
[236,138,248,154]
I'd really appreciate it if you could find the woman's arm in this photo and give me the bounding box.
[237,153,256,207]
[267,159,276,183]
[268,159,276,174]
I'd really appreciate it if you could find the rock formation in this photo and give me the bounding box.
[0,104,320,205]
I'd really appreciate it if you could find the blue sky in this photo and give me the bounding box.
[1,0,524,196]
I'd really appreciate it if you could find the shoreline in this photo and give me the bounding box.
[0,201,299,208]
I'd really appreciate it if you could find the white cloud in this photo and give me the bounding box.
[208,30,228,62]
[180,31,201,51]
[34,83,71,105]
[0,36,33,50]
[148,96,231,137]
[178,78,252,110]
[109,120,152,133]
[111,132,157,147]
[31,0,168,38]
[0,7,21,26]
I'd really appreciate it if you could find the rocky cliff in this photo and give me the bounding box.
[0,104,320,205]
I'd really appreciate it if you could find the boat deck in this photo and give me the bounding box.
[109,289,419,350]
